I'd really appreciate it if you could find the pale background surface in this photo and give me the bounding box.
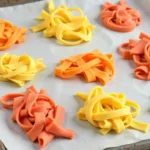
[0,0,150,150]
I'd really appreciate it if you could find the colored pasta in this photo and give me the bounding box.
[1,86,75,148]
[54,49,115,85]
[31,0,95,46]
[0,53,45,86]
[0,20,27,50]
[76,86,149,135]
[100,0,141,32]
[119,32,150,80]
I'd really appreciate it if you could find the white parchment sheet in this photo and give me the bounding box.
[0,0,150,149]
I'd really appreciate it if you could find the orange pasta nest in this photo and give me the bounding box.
[100,0,141,32]
[1,86,75,148]
[119,32,150,80]
[0,20,27,50]
[55,50,115,85]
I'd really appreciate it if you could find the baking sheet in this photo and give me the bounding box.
[0,0,150,150]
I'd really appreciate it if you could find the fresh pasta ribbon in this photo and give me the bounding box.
[0,53,46,86]
[0,20,27,50]
[119,32,150,80]
[54,50,115,85]
[100,0,141,32]
[1,86,75,148]
[76,86,149,135]
[31,0,95,46]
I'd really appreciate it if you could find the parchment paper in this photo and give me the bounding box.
[0,0,150,150]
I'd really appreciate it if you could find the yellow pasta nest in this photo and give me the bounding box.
[31,0,95,46]
[76,86,149,134]
[0,53,46,86]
